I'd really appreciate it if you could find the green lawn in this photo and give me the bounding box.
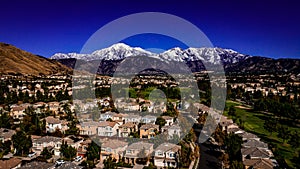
[224,100,299,169]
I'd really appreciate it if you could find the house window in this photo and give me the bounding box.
[157,151,163,156]
[169,153,175,157]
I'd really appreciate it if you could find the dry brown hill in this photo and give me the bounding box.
[0,43,72,76]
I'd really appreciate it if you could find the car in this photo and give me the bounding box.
[74,156,83,162]
[28,152,36,158]
[55,159,65,165]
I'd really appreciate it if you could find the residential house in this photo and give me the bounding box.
[242,139,268,149]
[118,102,140,111]
[45,116,68,133]
[154,143,181,168]
[112,113,127,125]
[219,117,234,131]
[241,147,273,161]
[77,139,92,157]
[32,136,62,156]
[124,142,154,164]
[100,139,128,161]
[10,106,26,120]
[47,102,60,114]
[55,161,84,169]
[97,121,119,137]
[140,124,159,139]
[161,116,173,126]
[141,115,156,124]
[124,113,141,124]
[0,158,22,169]
[62,135,83,149]
[32,102,46,109]
[243,158,275,169]
[162,125,181,139]
[118,122,137,137]
[238,132,260,141]
[78,121,99,136]
[227,127,244,134]
[99,112,116,121]
[0,128,16,143]
[20,161,54,169]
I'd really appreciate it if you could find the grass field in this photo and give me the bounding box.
[224,100,299,169]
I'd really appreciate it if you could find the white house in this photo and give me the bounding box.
[99,112,116,121]
[141,115,156,124]
[32,136,62,156]
[161,116,174,126]
[162,125,181,139]
[97,121,119,137]
[124,113,141,124]
[154,143,181,168]
[45,116,68,133]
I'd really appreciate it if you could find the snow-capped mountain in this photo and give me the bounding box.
[51,43,250,65]
[158,47,250,65]
[51,43,300,75]
[51,43,153,61]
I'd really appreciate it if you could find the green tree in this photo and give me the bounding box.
[228,106,236,117]
[277,125,291,143]
[263,118,278,135]
[0,110,12,128]
[12,131,32,156]
[155,116,166,129]
[288,131,300,148]
[230,160,244,169]
[60,142,77,160]
[0,140,12,157]
[65,120,79,136]
[40,147,52,161]
[224,133,243,162]
[103,156,117,169]
[86,141,101,164]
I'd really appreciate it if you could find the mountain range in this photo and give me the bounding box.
[0,42,299,76]
[51,43,300,75]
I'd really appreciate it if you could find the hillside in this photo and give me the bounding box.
[0,43,72,76]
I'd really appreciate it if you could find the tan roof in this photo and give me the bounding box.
[102,139,128,149]
[20,161,54,169]
[119,122,136,128]
[126,142,153,150]
[140,124,159,130]
[33,136,62,144]
[0,128,16,140]
[0,157,22,169]
[11,106,25,112]
[238,132,259,140]
[242,139,268,149]
[98,121,117,128]
[155,142,181,152]
[113,113,127,118]
[161,116,173,120]
[243,159,274,169]
[241,147,271,158]
[45,116,61,124]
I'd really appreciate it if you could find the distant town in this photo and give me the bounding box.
[0,71,299,169]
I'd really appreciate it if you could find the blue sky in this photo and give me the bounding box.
[0,0,300,58]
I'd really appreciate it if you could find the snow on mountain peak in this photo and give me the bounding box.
[50,43,251,65]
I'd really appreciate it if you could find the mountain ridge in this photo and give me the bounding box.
[52,43,300,75]
[0,43,72,76]
[50,43,251,65]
